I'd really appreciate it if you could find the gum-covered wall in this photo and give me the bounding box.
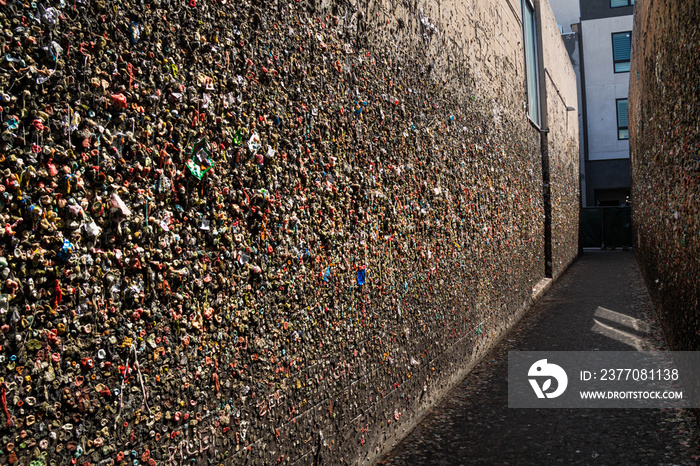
[538,0,579,278]
[629,0,700,351]
[0,0,578,464]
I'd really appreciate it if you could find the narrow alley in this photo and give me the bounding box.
[0,0,698,462]
[380,251,700,465]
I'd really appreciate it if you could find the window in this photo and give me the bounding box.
[616,99,628,140]
[612,32,632,73]
[522,0,540,126]
[611,0,634,7]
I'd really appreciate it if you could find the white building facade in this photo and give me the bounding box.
[549,0,634,206]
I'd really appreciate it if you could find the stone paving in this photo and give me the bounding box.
[379,251,700,465]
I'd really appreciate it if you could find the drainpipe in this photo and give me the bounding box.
[534,0,552,278]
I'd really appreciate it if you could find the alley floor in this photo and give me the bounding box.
[379,251,700,465]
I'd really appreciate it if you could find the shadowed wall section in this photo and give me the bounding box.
[539,0,580,277]
[629,0,700,351]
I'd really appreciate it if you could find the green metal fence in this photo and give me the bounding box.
[581,207,632,248]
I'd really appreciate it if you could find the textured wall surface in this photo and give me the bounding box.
[0,0,577,464]
[629,0,700,351]
[539,0,579,278]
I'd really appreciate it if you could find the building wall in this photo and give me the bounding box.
[581,0,634,20]
[581,15,633,163]
[0,0,578,464]
[548,0,580,33]
[629,0,700,350]
[547,0,586,206]
[563,32,587,207]
[539,0,581,277]
[586,159,632,204]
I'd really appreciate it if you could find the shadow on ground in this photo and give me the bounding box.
[379,251,700,465]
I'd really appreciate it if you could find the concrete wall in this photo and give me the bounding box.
[629,0,700,350]
[563,32,587,207]
[539,0,581,277]
[548,0,586,205]
[0,0,578,464]
[581,15,633,162]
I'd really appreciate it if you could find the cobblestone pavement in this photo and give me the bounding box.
[379,251,700,465]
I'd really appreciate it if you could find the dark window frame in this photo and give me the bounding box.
[522,0,541,127]
[616,98,629,140]
[611,0,634,8]
[612,31,632,73]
